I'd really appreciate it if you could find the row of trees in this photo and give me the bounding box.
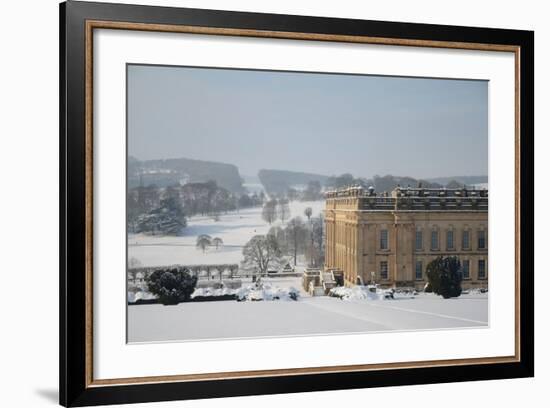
[261,199,291,224]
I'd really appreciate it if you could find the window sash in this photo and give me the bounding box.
[462,260,470,279]
[415,231,423,250]
[431,231,439,250]
[380,229,388,250]
[462,231,470,249]
[478,260,486,278]
[380,261,388,279]
[478,231,486,249]
[447,230,454,249]
[415,261,422,280]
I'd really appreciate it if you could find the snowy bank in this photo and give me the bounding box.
[191,281,300,302]
[329,286,383,301]
[127,289,157,303]
[328,286,415,301]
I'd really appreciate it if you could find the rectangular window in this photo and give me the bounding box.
[431,230,439,250]
[415,230,423,251]
[462,260,470,279]
[380,261,388,280]
[462,230,470,250]
[446,230,454,250]
[415,261,423,280]
[478,230,486,249]
[380,229,388,250]
[478,259,486,279]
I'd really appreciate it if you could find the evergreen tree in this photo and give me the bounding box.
[426,256,463,298]
[135,196,186,235]
[146,268,197,305]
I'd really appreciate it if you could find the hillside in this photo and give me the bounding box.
[128,156,244,193]
[258,169,329,194]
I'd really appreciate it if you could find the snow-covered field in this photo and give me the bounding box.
[128,200,325,267]
[128,291,489,343]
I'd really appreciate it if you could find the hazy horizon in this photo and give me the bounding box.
[128,153,487,182]
[128,64,488,180]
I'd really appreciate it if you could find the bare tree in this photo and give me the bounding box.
[212,237,223,250]
[278,198,291,223]
[304,207,312,222]
[241,234,283,276]
[311,214,325,266]
[196,234,212,253]
[127,270,138,285]
[304,207,314,266]
[127,258,142,284]
[268,226,289,254]
[285,217,308,266]
[262,199,277,224]
[128,257,142,269]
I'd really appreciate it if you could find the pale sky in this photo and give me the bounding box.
[127,64,488,179]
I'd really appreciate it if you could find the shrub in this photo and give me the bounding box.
[146,268,197,305]
[425,256,463,299]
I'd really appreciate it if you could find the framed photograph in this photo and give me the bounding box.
[60,1,534,406]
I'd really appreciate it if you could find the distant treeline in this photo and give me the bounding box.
[258,169,329,195]
[128,155,486,199]
[258,170,483,200]
[421,175,488,186]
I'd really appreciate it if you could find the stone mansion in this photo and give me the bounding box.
[324,186,488,290]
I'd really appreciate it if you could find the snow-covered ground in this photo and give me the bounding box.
[128,199,489,343]
[128,291,488,343]
[128,200,325,267]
